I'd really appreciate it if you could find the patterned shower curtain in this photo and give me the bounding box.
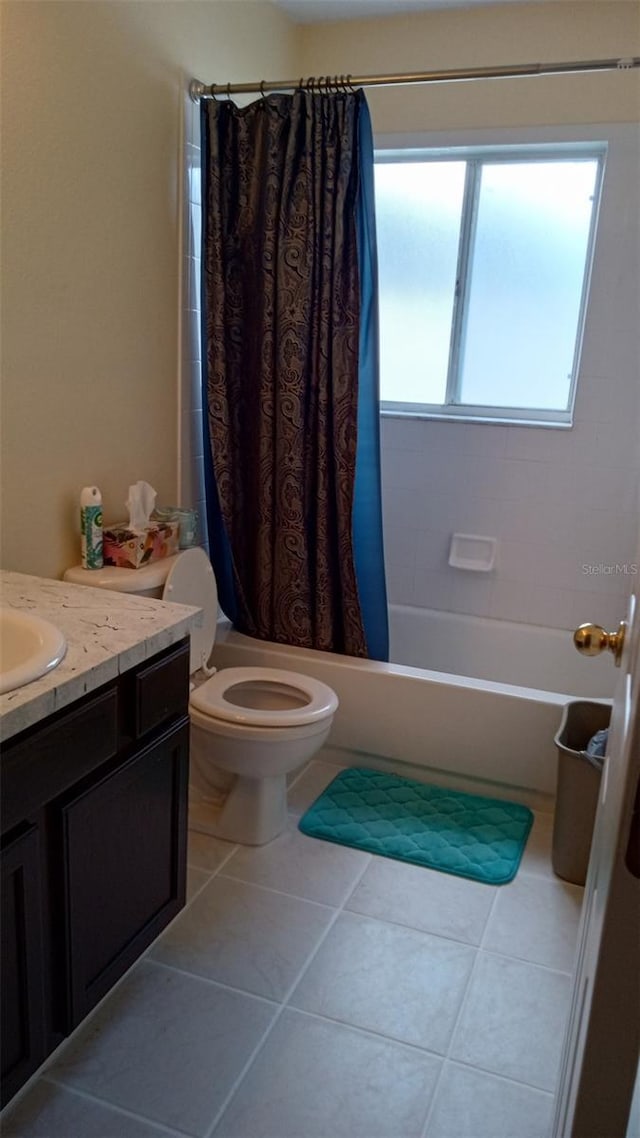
[200,88,388,660]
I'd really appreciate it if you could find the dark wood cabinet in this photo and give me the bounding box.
[62,720,189,1026]
[0,638,190,1107]
[1,824,47,1104]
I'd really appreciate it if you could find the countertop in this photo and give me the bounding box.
[0,571,200,742]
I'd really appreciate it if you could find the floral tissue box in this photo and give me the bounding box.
[103,521,180,570]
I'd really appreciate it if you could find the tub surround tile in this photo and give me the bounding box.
[223,817,371,907]
[482,875,583,973]
[213,1009,442,1138]
[48,961,277,1137]
[345,859,496,946]
[289,912,475,1054]
[450,952,572,1091]
[149,875,335,1001]
[425,1062,554,1138]
[0,1081,175,1138]
[0,571,199,741]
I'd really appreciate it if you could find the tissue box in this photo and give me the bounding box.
[103,521,180,570]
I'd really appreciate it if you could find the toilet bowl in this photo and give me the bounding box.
[64,549,338,844]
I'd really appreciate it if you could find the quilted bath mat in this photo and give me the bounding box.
[298,768,533,885]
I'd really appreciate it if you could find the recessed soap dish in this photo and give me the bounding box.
[449,533,497,572]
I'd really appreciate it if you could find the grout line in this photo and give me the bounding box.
[280,855,372,1009]
[214,872,338,911]
[39,1077,192,1138]
[419,888,502,1138]
[416,942,480,1138]
[201,853,372,1138]
[340,901,493,951]
[285,758,313,791]
[443,1057,556,1097]
[479,945,575,978]
[186,836,240,877]
[280,1004,447,1060]
[145,957,281,1008]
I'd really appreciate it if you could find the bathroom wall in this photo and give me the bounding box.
[299,2,640,630]
[0,0,296,580]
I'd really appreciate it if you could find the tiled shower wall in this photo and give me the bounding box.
[381,124,640,632]
[179,92,207,550]
[180,108,639,633]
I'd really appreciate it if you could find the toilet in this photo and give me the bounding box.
[64,549,338,844]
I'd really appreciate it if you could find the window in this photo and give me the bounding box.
[374,145,605,424]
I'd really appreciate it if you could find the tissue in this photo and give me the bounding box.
[103,481,180,569]
[126,480,157,531]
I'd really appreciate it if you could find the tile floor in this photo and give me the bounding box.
[2,759,583,1138]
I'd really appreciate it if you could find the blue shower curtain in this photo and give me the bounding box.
[200,89,388,661]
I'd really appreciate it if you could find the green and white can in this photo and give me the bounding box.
[80,486,103,569]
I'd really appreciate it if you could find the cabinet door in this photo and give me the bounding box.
[61,719,189,1026]
[1,825,46,1107]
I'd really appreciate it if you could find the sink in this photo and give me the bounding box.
[0,608,67,694]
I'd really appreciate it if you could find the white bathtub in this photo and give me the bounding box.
[210,605,614,805]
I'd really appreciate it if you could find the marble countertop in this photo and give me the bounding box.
[0,571,200,742]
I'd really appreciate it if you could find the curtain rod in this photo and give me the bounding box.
[189,56,639,100]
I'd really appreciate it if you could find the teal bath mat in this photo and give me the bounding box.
[298,768,533,885]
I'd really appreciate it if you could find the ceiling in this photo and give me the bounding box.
[273,0,535,23]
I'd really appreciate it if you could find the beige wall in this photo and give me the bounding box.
[299,1,639,131]
[0,0,295,579]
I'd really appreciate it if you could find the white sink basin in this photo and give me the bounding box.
[0,608,67,694]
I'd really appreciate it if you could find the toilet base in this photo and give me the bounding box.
[188,773,289,845]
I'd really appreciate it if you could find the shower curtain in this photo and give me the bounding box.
[200,88,388,660]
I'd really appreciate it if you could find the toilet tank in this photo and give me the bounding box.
[63,557,178,599]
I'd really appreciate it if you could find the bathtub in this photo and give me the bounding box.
[210,605,615,805]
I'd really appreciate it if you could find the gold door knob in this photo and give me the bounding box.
[573,621,626,666]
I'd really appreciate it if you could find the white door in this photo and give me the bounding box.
[552,572,640,1137]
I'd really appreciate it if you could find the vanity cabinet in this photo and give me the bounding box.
[1,824,47,1104]
[0,638,190,1107]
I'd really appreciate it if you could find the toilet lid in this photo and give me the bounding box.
[190,666,338,728]
[162,548,218,672]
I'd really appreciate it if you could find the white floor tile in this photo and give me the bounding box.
[223,817,370,906]
[520,812,555,879]
[345,858,496,945]
[4,755,582,1138]
[47,961,277,1137]
[289,911,475,1054]
[187,830,237,873]
[0,1081,173,1138]
[450,952,572,1091]
[150,875,335,1000]
[213,1009,442,1138]
[483,875,583,972]
[287,759,346,816]
[425,1062,554,1138]
[187,865,211,902]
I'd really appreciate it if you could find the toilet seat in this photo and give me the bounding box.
[190,666,338,728]
[162,547,218,673]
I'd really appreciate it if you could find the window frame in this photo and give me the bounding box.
[375,142,607,427]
